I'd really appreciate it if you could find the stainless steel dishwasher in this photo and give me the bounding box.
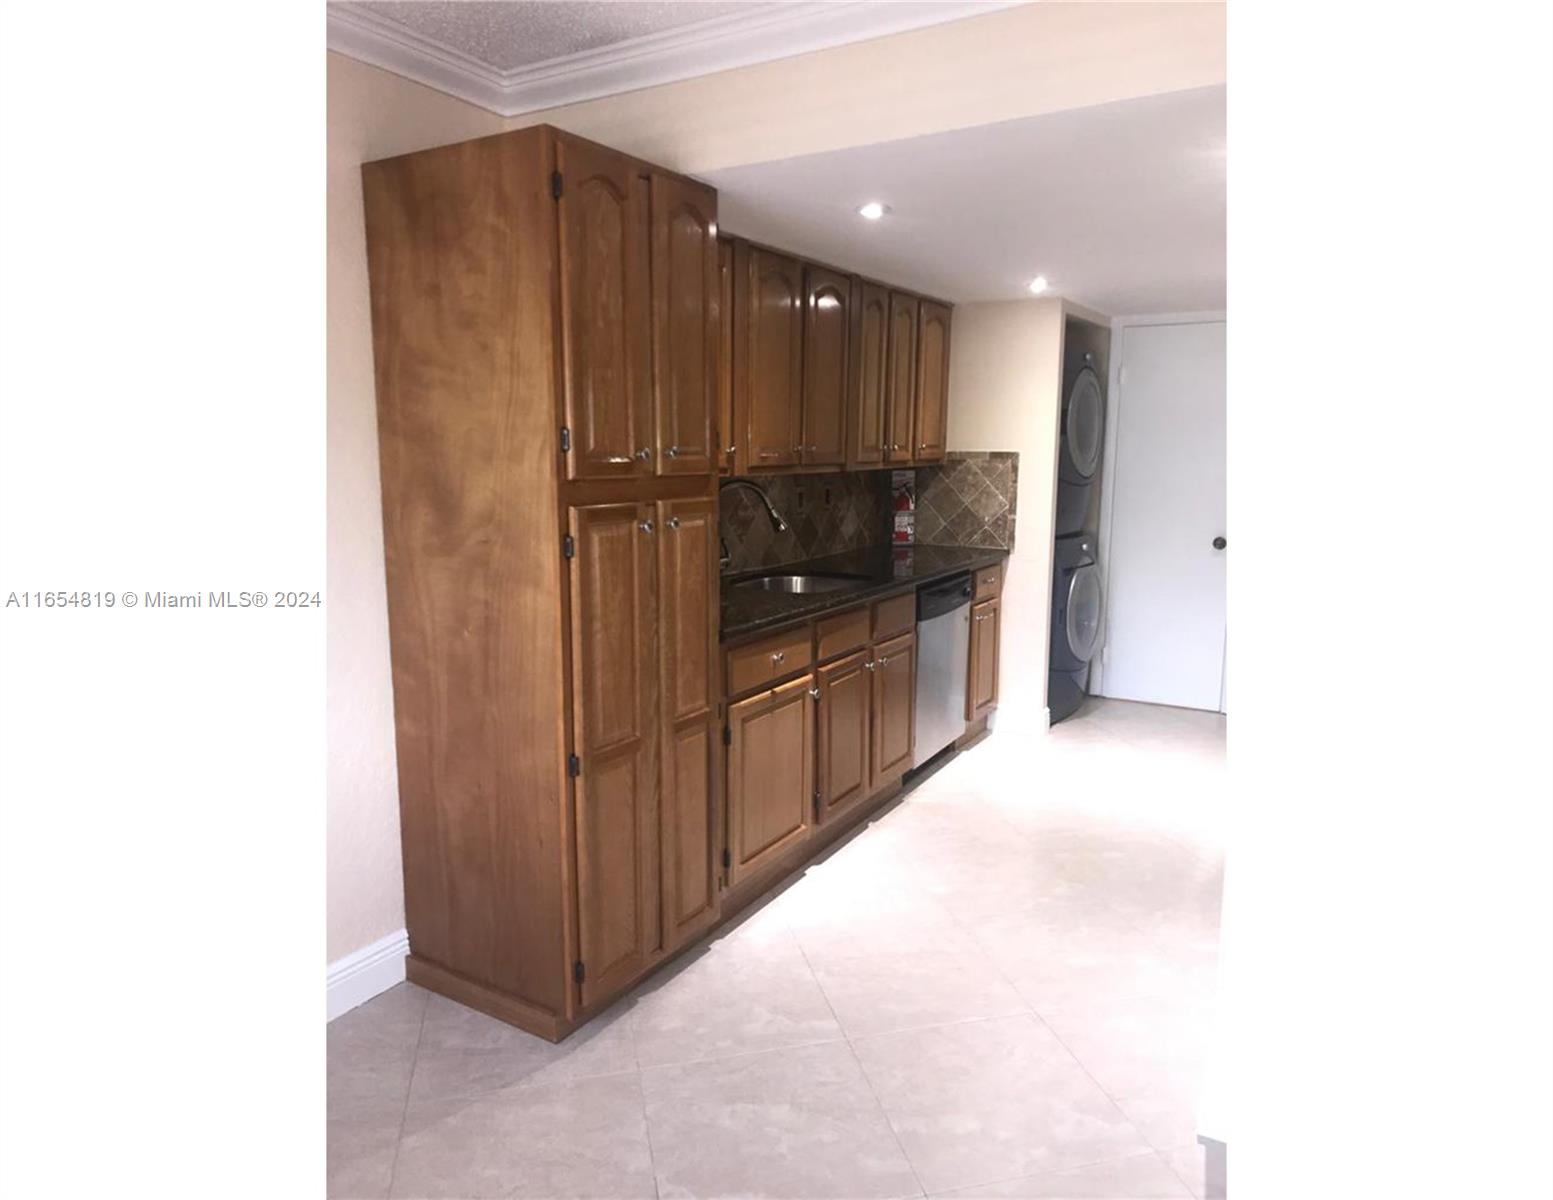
[914,572,974,764]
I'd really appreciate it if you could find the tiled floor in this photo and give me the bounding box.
[329,697,1226,1199]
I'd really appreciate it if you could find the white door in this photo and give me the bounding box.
[1099,320,1226,711]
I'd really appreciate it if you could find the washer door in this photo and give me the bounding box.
[1064,563,1103,663]
[1064,368,1104,480]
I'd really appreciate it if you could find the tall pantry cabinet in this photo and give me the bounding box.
[363,126,720,1040]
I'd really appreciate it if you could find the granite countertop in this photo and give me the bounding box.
[721,544,1009,642]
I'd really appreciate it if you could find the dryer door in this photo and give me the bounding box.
[1064,563,1104,664]
[1063,368,1104,481]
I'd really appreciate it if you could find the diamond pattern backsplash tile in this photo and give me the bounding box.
[719,471,893,574]
[914,451,1019,550]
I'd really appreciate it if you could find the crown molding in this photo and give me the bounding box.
[326,1,1029,117]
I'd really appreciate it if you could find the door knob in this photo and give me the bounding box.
[638,519,655,533]
[665,446,680,458]
[1212,536,1226,550]
[634,447,651,461]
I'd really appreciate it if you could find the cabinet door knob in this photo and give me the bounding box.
[1212,536,1227,550]
[666,516,681,530]
[808,686,821,700]
[725,444,737,454]
[634,447,651,461]
[665,446,680,458]
[638,519,654,533]
[864,660,875,671]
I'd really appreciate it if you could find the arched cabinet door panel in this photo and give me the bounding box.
[848,281,889,467]
[743,248,803,468]
[801,265,850,467]
[915,301,951,461]
[651,175,717,476]
[884,292,918,464]
[557,136,653,481]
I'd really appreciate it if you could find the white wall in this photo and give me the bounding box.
[945,299,1068,724]
[327,53,503,964]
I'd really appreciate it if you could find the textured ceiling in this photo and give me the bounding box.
[703,85,1226,314]
[345,1,782,72]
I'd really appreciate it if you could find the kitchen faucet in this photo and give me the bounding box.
[718,479,788,570]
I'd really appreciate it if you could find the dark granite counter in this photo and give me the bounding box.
[721,544,1009,642]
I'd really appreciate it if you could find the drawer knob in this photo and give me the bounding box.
[772,650,785,663]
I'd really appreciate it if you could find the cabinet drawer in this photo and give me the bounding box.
[815,606,870,662]
[872,591,915,641]
[974,561,1003,600]
[725,626,813,696]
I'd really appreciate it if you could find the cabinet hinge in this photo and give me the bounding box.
[559,425,571,453]
[551,170,563,200]
[567,753,581,778]
[721,848,731,870]
[573,959,585,984]
[722,725,731,747]
[562,533,575,559]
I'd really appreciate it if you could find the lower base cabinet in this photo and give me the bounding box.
[727,674,814,884]
[968,597,1001,719]
[871,630,917,785]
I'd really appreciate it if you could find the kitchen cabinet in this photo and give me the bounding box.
[742,246,804,468]
[885,292,918,464]
[727,674,814,884]
[556,136,653,481]
[566,502,659,1007]
[914,301,951,461]
[801,265,850,467]
[816,651,872,820]
[717,237,735,473]
[871,629,917,784]
[968,597,1001,719]
[655,496,719,950]
[848,281,889,467]
[651,175,718,476]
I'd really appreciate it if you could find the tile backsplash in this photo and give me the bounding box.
[719,472,892,574]
[913,452,1019,550]
[718,451,1018,574]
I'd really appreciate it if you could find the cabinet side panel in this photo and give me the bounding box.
[363,128,568,1016]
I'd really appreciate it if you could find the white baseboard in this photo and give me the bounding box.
[327,928,409,1022]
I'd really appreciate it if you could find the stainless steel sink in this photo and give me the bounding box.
[729,573,869,595]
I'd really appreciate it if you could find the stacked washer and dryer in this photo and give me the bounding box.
[1049,345,1107,724]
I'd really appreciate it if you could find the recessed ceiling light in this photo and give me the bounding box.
[857,201,889,220]
[1028,275,1050,295]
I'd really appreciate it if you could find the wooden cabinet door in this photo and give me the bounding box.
[656,496,719,950]
[651,174,717,476]
[744,248,803,468]
[566,502,658,1006]
[556,136,652,481]
[849,281,888,467]
[726,675,813,885]
[968,597,1001,720]
[884,292,918,464]
[717,237,735,473]
[801,265,850,467]
[914,301,951,462]
[816,651,871,821]
[871,631,916,784]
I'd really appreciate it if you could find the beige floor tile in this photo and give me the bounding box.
[808,945,1029,1038]
[1158,1145,1206,1199]
[928,1151,1192,1198]
[407,992,636,1104]
[629,925,844,1069]
[853,1013,1153,1194]
[392,1073,655,1199]
[642,1040,920,1199]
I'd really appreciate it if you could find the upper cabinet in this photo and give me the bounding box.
[650,175,718,476]
[885,292,919,464]
[801,265,850,467]
[742,247,804,469]
[848,281,889,468]
[716,237,735,474]
[556,137,653,481]
[914,301,951,462]
[556,134,718,481]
